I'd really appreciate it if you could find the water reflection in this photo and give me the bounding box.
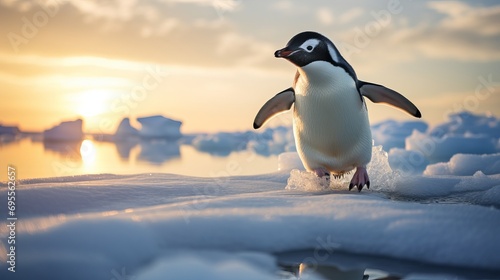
[114,140,138,160]
[0,134,20,146]
[0,134,279,179]
[80,140,96,164]
[276,249,499,280]
[299,263,367,280]
[138,140,180,164]
[43,140,83,159]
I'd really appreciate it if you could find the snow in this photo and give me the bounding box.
[1,146,499,280]
[406,130,497,162]
[42,119,84,141]
[405,112,500,162]
[371,120,428,150]
[388,149,429,174]
[137,115,182,139]
[191,127,294,157]
[376,112,500,174]
[424,153,500,176]
[190,112,499,175]
[278,152,304,171]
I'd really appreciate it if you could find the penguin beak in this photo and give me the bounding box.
[274,47,296,58]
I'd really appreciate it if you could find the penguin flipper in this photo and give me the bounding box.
[253,88,295,129]
[359,81,421,118]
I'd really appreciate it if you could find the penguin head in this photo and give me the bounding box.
[274,31,340,67]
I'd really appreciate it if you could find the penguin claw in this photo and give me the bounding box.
[349,183,354,191]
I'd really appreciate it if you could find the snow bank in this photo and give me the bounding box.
[284,145,500,207]
[190,127,294,157]
[277,152,304,171]
[137,115,182,139]
[371,120,427,150]
[189,111,499,175]
[405,112,500,162]
[406,130,497,162]
[43,119,84,141]
[388,148,429,174]
[430,111,500,139]
[192,132,250,156]
[424,153,500,176]
[247,126,295,155]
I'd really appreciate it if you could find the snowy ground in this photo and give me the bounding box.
[1,145,499,279]
[1,111,499,279]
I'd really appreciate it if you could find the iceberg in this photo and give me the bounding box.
[0,124,20,135]
[137,115,182,139]
[114,117,139,138]
[43,119,84,141]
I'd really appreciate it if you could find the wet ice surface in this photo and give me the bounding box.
[1,146,499,280]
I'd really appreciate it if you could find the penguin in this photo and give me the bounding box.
[253,31,421,192]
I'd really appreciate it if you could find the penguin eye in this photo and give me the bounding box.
[299,39,320,53]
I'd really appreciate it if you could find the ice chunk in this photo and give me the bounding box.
[247,126,295,156]
[430,111,500,139]
[371,120,428,150]
[137,115,182,139]
[285,145,398,191]
[192,132,248,156]
[277,152,304,171]
[388,148,429,174]
[406,130,497,162]
[43,119,84,141]
[424,153,500,176]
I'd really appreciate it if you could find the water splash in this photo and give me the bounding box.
[284,145,400,192]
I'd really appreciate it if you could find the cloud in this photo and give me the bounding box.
[216,32,275,66]
[316,7,334,26]
[390,1,500,61]
[339,7,364,24]
[428,1,500,36]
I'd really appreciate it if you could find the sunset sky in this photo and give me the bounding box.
[0,0,499,134]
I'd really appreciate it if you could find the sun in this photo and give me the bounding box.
[74,89,114,118]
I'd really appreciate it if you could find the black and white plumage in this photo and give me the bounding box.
[253,31,421,191]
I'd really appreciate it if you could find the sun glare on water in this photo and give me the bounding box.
[80,140,97,164]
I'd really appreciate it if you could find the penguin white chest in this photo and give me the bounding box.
[293,61,372,173]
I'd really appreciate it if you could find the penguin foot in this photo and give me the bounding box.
[348,167,370,192]
[313,168,330,187]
